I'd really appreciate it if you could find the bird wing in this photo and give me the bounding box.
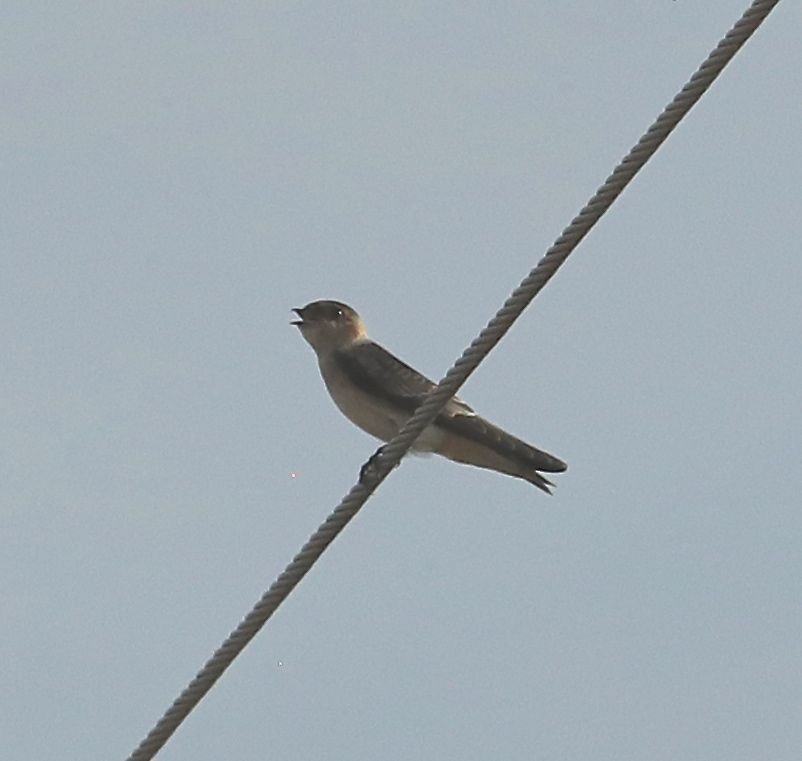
[335,341,473,416]
[438,413,568,474]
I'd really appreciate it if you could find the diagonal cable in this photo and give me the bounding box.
[125,1,780,758]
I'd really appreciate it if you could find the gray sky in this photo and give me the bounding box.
[3,3,801,760]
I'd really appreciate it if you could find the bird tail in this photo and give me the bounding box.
[436,413,566,493]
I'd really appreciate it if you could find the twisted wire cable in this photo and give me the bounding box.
[126,2,780,758]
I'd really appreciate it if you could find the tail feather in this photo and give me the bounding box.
[522,471,557,495]
[436,412,567,492]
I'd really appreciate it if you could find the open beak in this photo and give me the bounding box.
[290,307,305,326]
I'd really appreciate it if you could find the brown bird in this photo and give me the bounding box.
[293,300,566,493]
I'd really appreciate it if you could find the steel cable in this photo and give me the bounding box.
[125,2,780,758]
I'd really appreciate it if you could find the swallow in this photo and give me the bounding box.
[292,300,567,493]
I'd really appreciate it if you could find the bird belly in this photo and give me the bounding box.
[322,367,402,442]
[320,362,443,450]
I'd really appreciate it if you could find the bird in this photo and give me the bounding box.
[292,300,566,493]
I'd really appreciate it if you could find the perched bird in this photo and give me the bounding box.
[292,300,566,493]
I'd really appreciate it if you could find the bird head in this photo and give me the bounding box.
[292,300,367,354]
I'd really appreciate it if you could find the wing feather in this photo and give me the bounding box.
[334,341,472,415]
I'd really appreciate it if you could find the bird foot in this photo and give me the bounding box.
[359,446,390,483]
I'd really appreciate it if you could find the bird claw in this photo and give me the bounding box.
[359,446,389,483]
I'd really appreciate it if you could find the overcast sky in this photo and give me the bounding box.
[3,2,801,760]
